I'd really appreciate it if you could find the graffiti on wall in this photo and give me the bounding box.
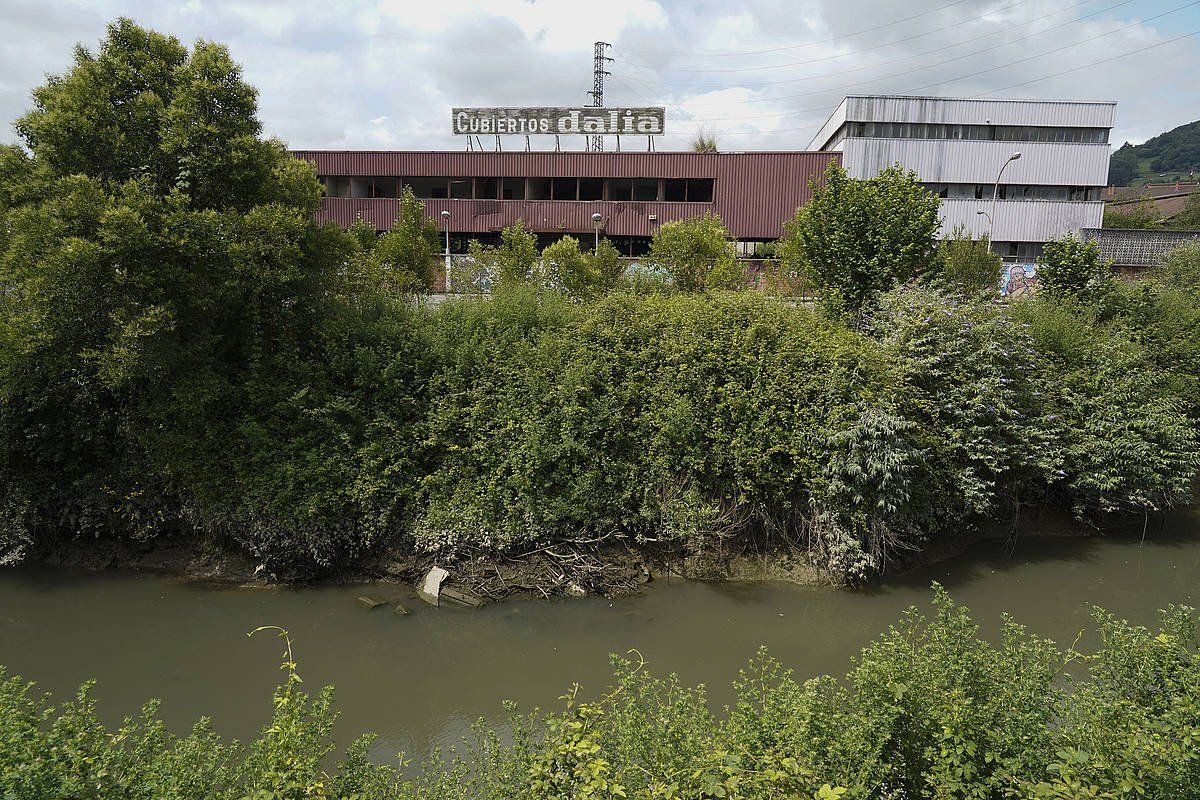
[1001,263,1039,297]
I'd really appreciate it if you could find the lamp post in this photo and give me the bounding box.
[986,152,1021,253]
[591,212,603,253]
[440,210,451,292]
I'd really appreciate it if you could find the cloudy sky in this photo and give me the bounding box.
[2,0,1198,152]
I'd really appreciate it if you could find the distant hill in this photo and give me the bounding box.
[1109,119,1200,186]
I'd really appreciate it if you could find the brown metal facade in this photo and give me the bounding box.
[292,151,839,240]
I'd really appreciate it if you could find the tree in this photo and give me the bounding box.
[647,212,740,292]
[464,219,539,291]
[371,187,440,293]
[778,163,941,316]
[539,235,595,299]
[1036,233,1113,300]
[589,238,626,292]
[929,225,1003,295]
[0,18,341,565]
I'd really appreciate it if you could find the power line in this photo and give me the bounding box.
[619,0,978,58]
[690,28,1200,137]
[614,0,1131,103]
[643,0,1199,124]
[619,0,1121,74]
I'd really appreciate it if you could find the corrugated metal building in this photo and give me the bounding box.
[292,151,839,253]
[809,95,1116,261]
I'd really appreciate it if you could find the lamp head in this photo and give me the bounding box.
[440,210,451,218]
[591,212,603,223]
[1010,152,1022,161]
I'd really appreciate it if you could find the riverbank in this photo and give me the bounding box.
[25,503,1114,602]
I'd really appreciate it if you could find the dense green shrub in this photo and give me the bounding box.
[646,213,741,292]
[1036,233,1114,301]
[928,225,1003,296]
[778,163,941,317]
[2,594,1197,799]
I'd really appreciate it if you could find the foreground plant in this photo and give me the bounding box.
[1,591,1197,799]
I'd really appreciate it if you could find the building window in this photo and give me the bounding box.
[551,178,577,201]
[663,179,687,202]
[449,178,472,199]
[325,176,351,198]
[687,178,714,202]
[579,178,603,201]
[475,177,498,199]
[606,178,633,200]
[501,178,525,200]
[527,178,551,200]
[848,122,1108,144]
[633,178,659,201]
[406,177,449,199]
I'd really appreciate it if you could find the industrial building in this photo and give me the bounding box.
[296,95,1115,264]
[809,95,1116,262]
[293,150,837,256]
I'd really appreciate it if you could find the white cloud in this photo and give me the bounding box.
[0,0,1196,152]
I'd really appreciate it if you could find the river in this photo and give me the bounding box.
[2,512,1199,764]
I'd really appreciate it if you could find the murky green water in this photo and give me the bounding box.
[2,512,1199,763]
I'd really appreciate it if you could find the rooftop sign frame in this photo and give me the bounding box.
[452,107,665,137]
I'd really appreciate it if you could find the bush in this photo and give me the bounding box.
[929,224,1003,295]
[647,213,740,292]
[778,163,941,317]
[1036,233,1114,301]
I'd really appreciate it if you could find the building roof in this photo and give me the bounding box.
[809,95,1116,151]
[1081,227,1200,268]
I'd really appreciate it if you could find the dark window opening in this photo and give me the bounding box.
[527,178,551,200]
[606,178,633,201]
[687,178,714,202]
[633,178,659,202]
[475,177,498,199]
[552,178,577,200]
[501,178,525,200]
[406,177,449,199]
[578,178,603,201]
[663,179,687,202]
[449,178,472,199]
[371,177,398,198]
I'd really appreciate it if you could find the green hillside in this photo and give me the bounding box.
[1109,118,1200,186]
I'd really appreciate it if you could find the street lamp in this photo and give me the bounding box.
[591,212,603,253]
[440,210,451,292]
[985,152,1021,253]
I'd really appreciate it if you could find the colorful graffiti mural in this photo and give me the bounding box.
[1001,263,1039,298]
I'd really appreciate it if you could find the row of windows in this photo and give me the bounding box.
[848,122,1109,144]
[320,176,715,203]
[922,183,1100,201]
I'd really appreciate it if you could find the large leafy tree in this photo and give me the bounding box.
[778,163,941,316]
[647,212,740,292]
[0,18,340,562]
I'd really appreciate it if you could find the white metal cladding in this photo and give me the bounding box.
[839,138,1111,185]
[940,198,1104,241]
[808,96,1116,149]
[844,96,1115,128]
[810,98,849,151]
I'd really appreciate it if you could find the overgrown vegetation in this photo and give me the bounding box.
[2,20,1200,586]
[2,592,1198,799]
